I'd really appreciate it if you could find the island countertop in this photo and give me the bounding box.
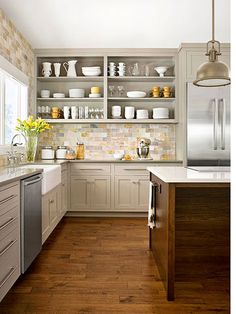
[147,166,230,183]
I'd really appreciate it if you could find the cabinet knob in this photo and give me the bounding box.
[49,199,54,204]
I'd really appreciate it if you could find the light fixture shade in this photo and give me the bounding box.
[193,60,231,87]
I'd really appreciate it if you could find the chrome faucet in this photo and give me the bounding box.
[7,133,26,166]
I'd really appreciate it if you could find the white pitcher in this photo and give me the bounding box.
[63,60,77,77]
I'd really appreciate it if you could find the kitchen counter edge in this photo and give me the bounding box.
[147,166,230,183]
[0,168,43,187]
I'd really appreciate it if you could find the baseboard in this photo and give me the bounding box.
[66,211,147,218]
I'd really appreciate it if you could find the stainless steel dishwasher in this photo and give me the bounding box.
[21,174,42,273]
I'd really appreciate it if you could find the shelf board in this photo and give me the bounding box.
[44,118,178,124]
[37,97,104,101]
[108,97,175,101]
[108,76,175,82]
[37,76,104,82]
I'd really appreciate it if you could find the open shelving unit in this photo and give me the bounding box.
[35,49,178,124]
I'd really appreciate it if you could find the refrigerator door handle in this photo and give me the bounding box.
[220,98,226,150]
[213,98,218,150]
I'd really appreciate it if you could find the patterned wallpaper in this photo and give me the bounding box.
[39,124,176,160]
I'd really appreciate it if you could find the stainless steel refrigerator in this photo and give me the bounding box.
[187,83,230,167]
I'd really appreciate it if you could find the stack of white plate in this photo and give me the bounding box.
[136,109,148,119]
[153,108,169,119]
[69,89,85,98]
[82,66,101,76]
[53,93,65,98]
[127,91,146,98]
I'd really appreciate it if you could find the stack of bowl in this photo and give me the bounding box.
[69,89,85,98]
[117,62,126,76]
[82,66,101,76]
[108,62,116,77]
[89,86,101,98]
[153,108,169,119]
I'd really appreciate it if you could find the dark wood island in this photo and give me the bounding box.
[148,166,230,302]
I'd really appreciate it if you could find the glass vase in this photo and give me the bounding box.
[25,135,38,162]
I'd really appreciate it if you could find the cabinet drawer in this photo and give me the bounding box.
[0,228,20,302]
[114,164,150,176]
[70,163,111,175]
[0,182,19,214]
[0,206,19,241]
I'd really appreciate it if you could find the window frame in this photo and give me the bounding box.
[0,56,29,152]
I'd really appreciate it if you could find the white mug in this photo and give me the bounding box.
[53,63,61,77]
[125,106,135,119]
[112,106,121,117]
[63,106,70,119]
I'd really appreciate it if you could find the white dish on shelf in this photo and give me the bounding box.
[127,91,146,98]
[153,107,169,119]
[82,66,101,76]
[53,93,65,98]
[89,93,102,98]
[154,66,168,77]
[69,88,85,98]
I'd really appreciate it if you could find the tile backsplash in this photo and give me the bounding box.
[39,124,176,160]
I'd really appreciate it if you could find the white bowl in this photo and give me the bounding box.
[40,90,50,98]
[154,66,168,77]
[89,93,102,98]
[113,153,124,160]
[69,89,85,98]
[53,93,65,98]
[127,91,146,98]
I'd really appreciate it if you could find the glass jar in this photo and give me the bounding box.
[65,148,76,160]
[76,142,84,160]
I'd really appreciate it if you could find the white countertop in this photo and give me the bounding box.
[147,166,230,183]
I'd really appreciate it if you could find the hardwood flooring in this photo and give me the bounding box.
[0,218,229,313]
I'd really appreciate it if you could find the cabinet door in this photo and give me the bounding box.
[42,194,50,243]
[61,173,68,216]
[70,176,91,210]
[49,188,58,228]
[135,176,149,211]
[114,176,135,210]
[91,176,111,210]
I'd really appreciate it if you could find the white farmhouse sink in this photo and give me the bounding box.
[20,164,61,195]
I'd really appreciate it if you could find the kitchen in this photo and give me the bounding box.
[0,0,232,313]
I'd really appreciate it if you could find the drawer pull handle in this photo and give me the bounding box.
[124,169,146,171]
[79,169,103,171]
[0,240,16,257]
[0,194,15,206]
[0,217,16,231]
[49,199,54,204]
[0,267,15,288]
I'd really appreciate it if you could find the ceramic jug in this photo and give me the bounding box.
[63,60,77,77]
[42,62,52,77]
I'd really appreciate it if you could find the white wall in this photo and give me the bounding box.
[0,0,230,48]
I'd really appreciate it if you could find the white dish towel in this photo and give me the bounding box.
[148,182,156,229]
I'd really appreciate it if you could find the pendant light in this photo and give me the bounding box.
[193,0,230,87]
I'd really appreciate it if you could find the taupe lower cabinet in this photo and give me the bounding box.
[69,163,158,213]
[0,181,20,302]
[114,176,149,211]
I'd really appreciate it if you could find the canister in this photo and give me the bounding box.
[41,146,55,160]
[56,146,67,159]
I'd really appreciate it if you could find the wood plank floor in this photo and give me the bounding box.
[0,217,229,313]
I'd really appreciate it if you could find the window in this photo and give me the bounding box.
[0,68,28,145]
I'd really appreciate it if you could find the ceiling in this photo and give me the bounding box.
[0,0,230,49]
